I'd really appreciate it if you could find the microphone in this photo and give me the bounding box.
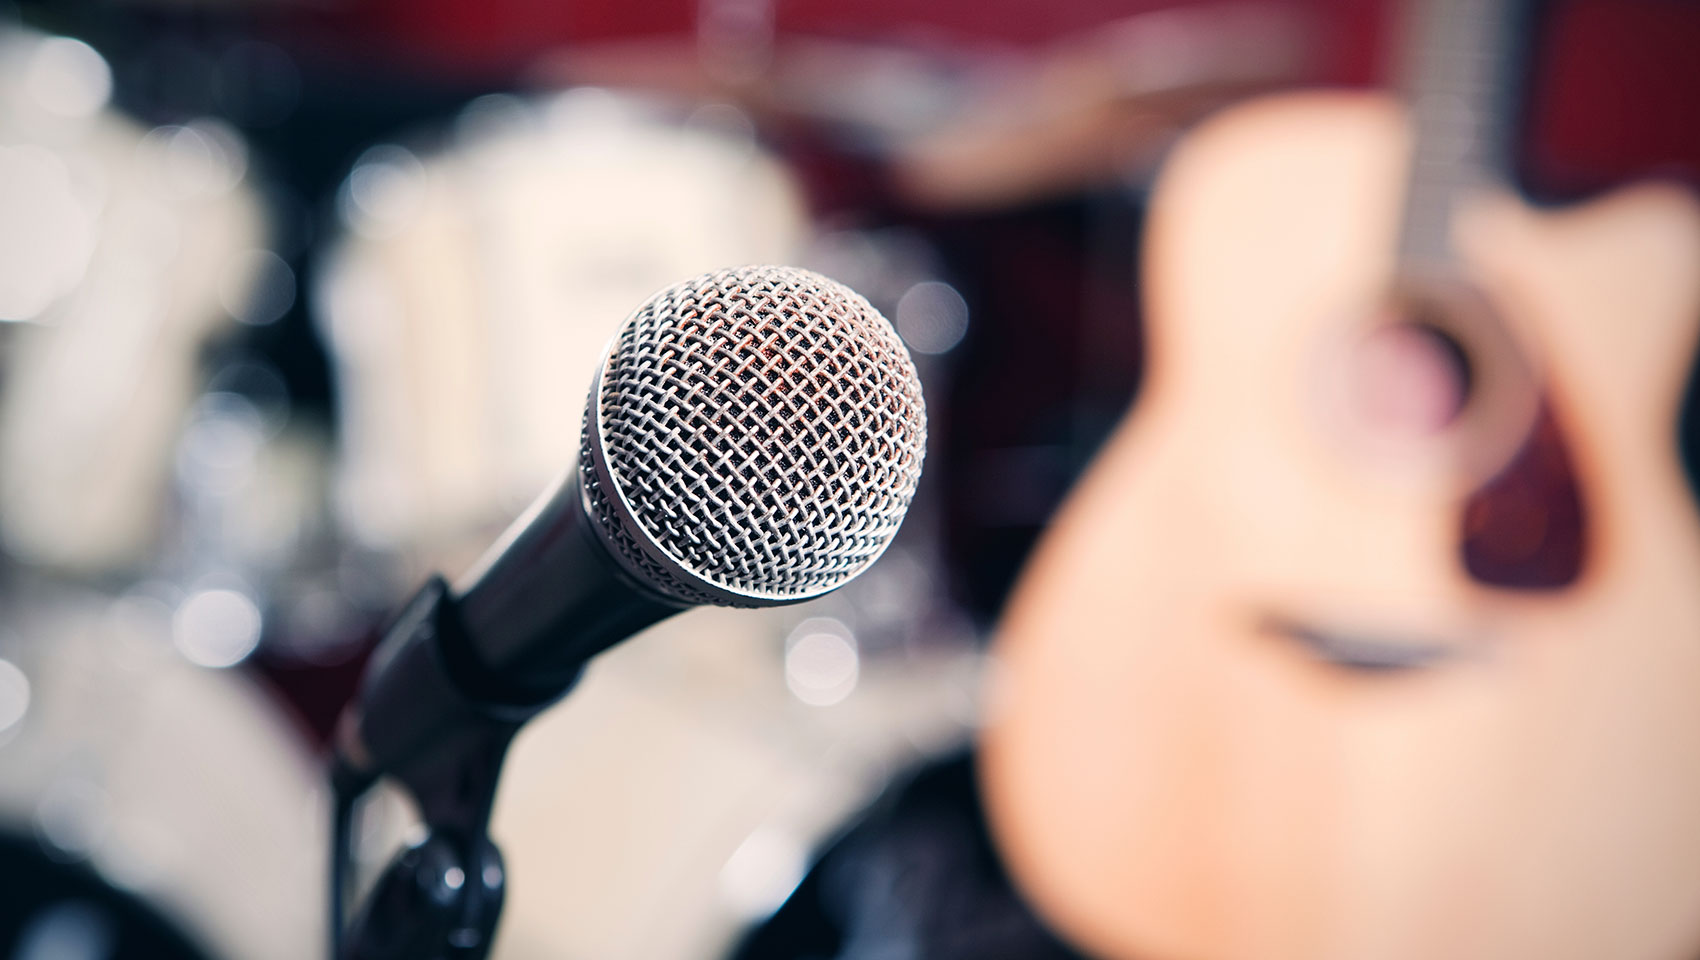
[330,265,926,959]
[334,262,928,785]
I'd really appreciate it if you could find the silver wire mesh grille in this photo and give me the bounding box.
[581,265,927,605]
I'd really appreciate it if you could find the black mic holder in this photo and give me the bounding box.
[330,577,567,960]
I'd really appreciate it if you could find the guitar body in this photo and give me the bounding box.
[981,91,1700,960]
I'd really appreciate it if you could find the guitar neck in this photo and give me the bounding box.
[1395,0,1534,277]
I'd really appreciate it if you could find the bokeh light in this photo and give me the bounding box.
[176,393,268,498]
[35,778,112,862]
[784,618,860,707]
[337,144,428,237]
[24,37,112,119]
[218,249,297,326]
[0,658,30,739]
[12,900,116,960]
[171,587,263,668]
[895,280,970,355]
[719,825,807,920]
[140,121,248,196]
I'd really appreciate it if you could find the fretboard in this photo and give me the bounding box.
[1394,0,1532,278]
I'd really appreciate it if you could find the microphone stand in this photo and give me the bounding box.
[329,577,558,960]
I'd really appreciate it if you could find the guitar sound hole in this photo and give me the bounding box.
[1349,303,1584,591]
[1349,321,1471,436]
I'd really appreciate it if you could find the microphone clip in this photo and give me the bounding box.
[331,577,555,960]
[340,827,505,960]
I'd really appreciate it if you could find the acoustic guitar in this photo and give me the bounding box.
[979,0,1700,956]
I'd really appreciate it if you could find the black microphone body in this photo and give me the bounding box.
[454,473,680,700]
[341,472,680,788]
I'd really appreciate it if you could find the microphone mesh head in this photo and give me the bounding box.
[581,265,927,606]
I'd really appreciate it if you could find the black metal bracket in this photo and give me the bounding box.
[339,828,506,960]
[331,577,561,960]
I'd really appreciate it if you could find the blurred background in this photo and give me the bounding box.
[0,0,1697,958]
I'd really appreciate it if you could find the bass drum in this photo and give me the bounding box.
[0,577,323,960]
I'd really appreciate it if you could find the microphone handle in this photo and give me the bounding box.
[453,471,685,703]
[341,472,682,781]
